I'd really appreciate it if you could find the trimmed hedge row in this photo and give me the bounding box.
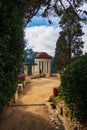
[60,54,87,120]
[0,1,25,111]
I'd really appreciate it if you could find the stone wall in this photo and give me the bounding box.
[55,100,87,130]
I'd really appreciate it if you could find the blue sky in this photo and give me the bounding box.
[26,16,50,27]
[24,4,87,56]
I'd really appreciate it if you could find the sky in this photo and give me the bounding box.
[24,4,87,56]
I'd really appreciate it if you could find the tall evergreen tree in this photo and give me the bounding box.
[54,6,84,72]
[54,31,70,72]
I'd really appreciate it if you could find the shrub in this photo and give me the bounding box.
[60,54,87,120]
[0,1,25,112]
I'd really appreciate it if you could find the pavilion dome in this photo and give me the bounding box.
[35,52,51,59]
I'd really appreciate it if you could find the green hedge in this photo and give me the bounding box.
[0,1,25,111]
[60,54,87,120]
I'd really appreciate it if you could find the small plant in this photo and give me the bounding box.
[48,94,62,103]
[48,95,54,102]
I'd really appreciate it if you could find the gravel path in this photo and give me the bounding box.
[0,77,61,130]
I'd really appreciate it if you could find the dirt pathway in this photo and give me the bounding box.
[0,77,62,130]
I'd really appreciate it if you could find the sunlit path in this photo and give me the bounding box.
[0,77,62,130]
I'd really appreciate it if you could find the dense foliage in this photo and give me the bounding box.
[59,6,84,58]
[0,1,25,111]
[54,6,84,72]
[0,0,87,112]
[54,31,70,71]
[60,54,87,120]
[42,0,87,22]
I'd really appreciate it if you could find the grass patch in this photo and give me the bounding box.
[48,95,62,102]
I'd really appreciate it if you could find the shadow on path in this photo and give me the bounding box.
[0,107,56,130]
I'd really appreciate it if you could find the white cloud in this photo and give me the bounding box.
[24,26,61,56]
[24,24,87,56]
[80,3,87,10]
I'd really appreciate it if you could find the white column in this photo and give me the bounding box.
[45,61,47,75]
[47,61,48,73]
[43,61,46,75]
[38,60,40,74]
[35,60,40,75]
[43,61,45,74]
[35,61,38,75]
[24,65,28,76]
[32,65,35,75]
[41,61,42,72]
[48,60,51,76]
[41,61,43,74]
[39,61,40,74]
[41,61,43,73]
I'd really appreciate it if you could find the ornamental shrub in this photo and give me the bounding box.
[0,1,25,111]
[60,54,87,120]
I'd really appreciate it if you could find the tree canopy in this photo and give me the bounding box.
[1,0,87,24]
[54,6,84,72]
